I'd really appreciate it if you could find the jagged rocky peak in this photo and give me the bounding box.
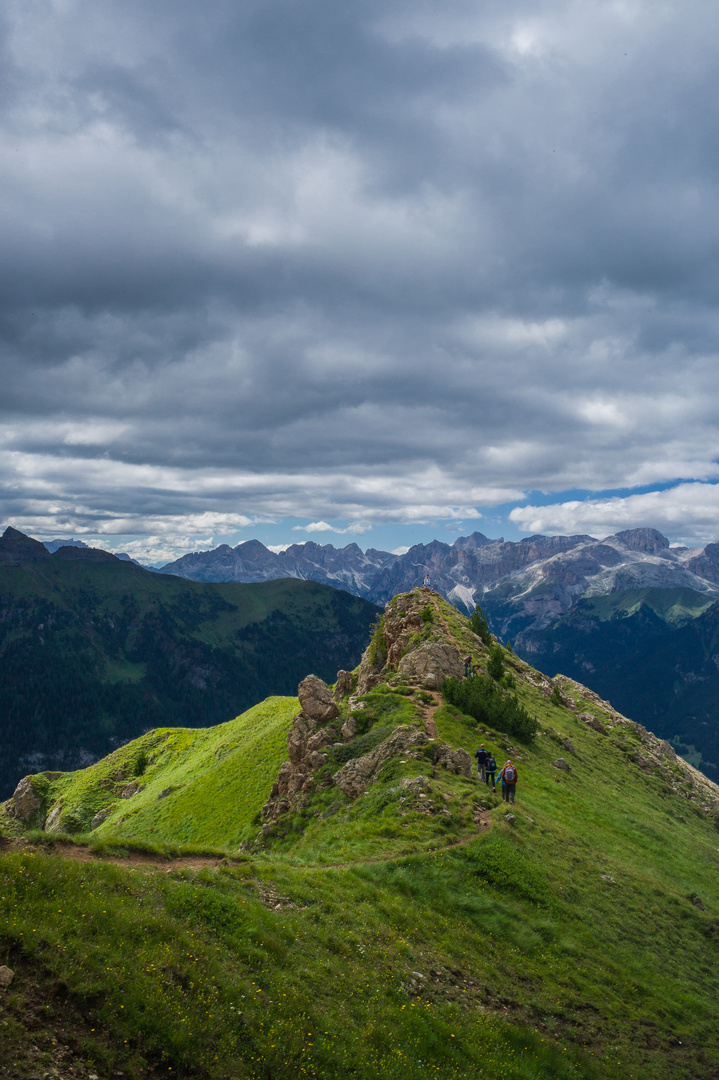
[0,526,52,564]
[356,588,470,695]
[610,528,670,554]
[259,589,475,831]
[452,531,497,550]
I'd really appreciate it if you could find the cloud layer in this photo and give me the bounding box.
[2,0,719,549]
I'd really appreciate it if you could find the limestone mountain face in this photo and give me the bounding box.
[158,527,719,641]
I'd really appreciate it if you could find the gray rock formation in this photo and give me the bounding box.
[12,776,46,826]
[334,670,354,701]
[431,744,472,777]
[0,966,15,987]
[298,675,340,722]
[397,642,464,690]
[333,727,431,799]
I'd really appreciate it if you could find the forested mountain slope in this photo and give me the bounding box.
[0,528,379,798]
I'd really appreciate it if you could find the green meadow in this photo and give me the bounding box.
[2,593,719,1079]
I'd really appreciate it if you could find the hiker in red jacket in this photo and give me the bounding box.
[498,760,518,804]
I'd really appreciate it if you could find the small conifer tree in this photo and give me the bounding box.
[487,644,504,681]
[470,602,493,648]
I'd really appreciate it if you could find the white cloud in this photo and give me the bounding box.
[508,482,719,545]
[292,521,334,533]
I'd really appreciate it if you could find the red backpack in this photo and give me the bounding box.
[503,764,517,784]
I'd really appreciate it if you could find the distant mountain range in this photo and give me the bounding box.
[159,527,719,641]
[0,527,379,798]
[11,524,719,782]
[158,527,719,780]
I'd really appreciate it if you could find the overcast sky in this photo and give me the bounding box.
[2,0,719,562]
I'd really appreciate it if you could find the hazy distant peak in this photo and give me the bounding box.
[610,528,671,553]
[43,538,90,553]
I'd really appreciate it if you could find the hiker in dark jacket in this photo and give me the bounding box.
[498,760,518,803]
[475,745,489,781]
[485,754,497,791]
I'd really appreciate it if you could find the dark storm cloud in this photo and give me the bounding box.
[3,0,719,552]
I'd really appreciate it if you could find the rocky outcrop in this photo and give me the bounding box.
[298,675,340,722]
[397,642,464,690]
[334,670,354,701]
[262,679,341,821]
[430,744,472,777]
[333,727,431,799]
[11,776,46,827]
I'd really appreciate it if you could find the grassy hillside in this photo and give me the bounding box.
[2,591,719,1080]
[0,557,379,798]
[523,588,719,781]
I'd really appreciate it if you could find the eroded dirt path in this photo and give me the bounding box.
[2,837,238,872]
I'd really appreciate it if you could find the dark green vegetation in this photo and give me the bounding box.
[523,587,719,782]
[442,675,539,740]
[2,591,719,1079]
[0,554,379,798]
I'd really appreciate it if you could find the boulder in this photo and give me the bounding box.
[0,966,15,987]
[397,642,464,690]
[552,758,572,772]
[561,739,576,755]
[298,675,340,722]
[505,813,516,825]
[12,777,46,827]
[580,712,608,734]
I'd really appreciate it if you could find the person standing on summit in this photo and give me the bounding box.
[423,574,431,591]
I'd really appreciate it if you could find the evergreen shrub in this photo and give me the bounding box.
[442,675,539,740]
[469,602,493,647]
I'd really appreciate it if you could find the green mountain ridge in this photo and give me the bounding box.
[1,590,719,1079]
[0,553,380,798]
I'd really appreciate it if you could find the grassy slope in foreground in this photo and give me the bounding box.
[2,591,719,1080]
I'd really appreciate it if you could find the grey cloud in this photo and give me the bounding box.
[2,0,719,539]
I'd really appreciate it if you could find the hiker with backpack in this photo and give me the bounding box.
[498,760,518,803]
[464,654,473,678]
[475,744,488,781]
[484,753,497,791]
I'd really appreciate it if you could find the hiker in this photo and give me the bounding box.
[475,744,488,781]
[464,654,473,678]
[423,574,431,591]
[485,753,497,791]
[498,760,518,804]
